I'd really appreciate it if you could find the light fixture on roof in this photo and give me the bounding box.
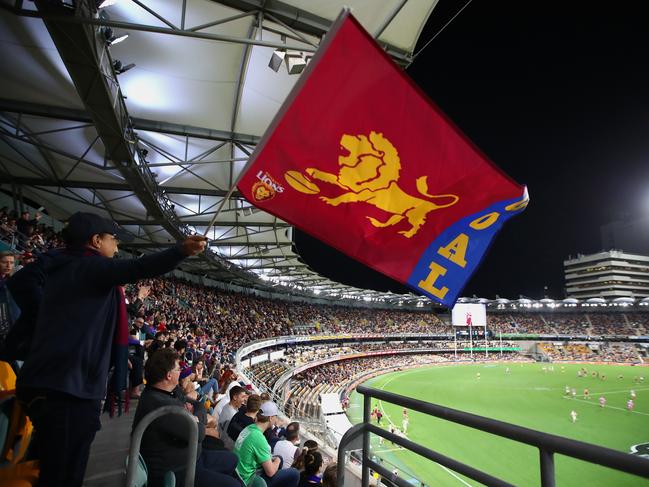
[268,49,286,72]
[285,51,307,75]
[113,59,135,74]
[103,27,129,46]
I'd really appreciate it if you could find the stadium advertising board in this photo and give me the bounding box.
[452,303,487,327]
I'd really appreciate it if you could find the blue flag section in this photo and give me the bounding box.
[407,190,529,307]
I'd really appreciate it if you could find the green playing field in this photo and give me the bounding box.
[346,362,649,486]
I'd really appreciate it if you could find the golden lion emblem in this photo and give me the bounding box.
[284,131,459,238]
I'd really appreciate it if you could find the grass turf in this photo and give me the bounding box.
[347,362,649,486]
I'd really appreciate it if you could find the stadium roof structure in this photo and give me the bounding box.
[0,0,443,306]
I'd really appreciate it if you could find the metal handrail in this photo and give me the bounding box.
[126,405,199,487]
[337,384,649,486]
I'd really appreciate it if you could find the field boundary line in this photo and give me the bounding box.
[575,386,649,397]
[377,374,474,487]
[562,396,649,416]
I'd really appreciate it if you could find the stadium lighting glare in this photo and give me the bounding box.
[98,0,119,7]
[103,27,129,46]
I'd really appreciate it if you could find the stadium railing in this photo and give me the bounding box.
[337,384,649,487]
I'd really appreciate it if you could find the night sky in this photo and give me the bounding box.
[294,0,649,301]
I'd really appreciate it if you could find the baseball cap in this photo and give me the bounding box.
[259,401,280,417]
[62,212,133,244]
[179,367,193,379]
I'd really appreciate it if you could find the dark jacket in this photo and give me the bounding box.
[227,410,254,442]
[16,246,186,399]
[133,386,205,486]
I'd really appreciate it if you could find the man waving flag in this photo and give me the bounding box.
[237,9,528,307]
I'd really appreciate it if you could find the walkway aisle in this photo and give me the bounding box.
[83,408,135,487]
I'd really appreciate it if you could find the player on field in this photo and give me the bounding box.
[583,388,590,399]
[599,396,606,408]
[570,410,578,423]
[476,372,481,380]
[564,385,570,396]
[627,399,635,412]
[630,390,637,400]
[571,388,577,399]
[505,367,510,374]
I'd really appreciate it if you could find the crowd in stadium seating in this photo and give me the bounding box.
[538,342,642,363]
[587,313,646,336]
[0,207,62,253]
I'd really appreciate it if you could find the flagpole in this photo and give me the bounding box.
[500,331,503,358]
[454,327,457,361]
[485,323,488,360]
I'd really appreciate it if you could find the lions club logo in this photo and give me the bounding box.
[284,131,460,238]
[252,171,284,202]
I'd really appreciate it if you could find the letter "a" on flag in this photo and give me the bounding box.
[237,9,528,307]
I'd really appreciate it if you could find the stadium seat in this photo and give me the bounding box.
[0,361,16,394]
[126,453,176,487]
[0,460,40,486]
[236,470,267,487]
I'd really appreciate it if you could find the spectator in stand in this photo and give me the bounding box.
[128,328,145,398]
[228,393,261,443]
[16,210,41,247]
[133,348,239,487]
[322,463,337,487]
[147,330,168,354]
[192,358,219,400]
[215,372,243,415]
[292,441,319,471]
[299,451,324,486]
[274,428,301,469]
[218,385,249,449]
[13,211,207,487]
[0,251,17,342]
[13,251,35,273]
[127,283,151,317]
[234,401,300,487]
[0,251,14,281]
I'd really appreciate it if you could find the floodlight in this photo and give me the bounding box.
[285,51,306,75]
[103,27,129,46]
[268,49,285,72]
[113,59,135,74]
